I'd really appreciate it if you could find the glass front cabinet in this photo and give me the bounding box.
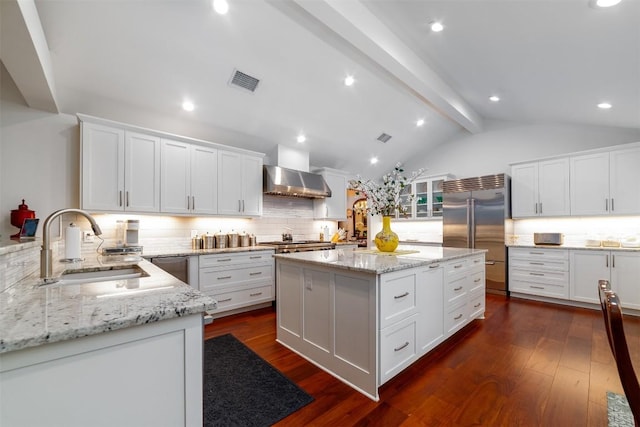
[397,174,453,220]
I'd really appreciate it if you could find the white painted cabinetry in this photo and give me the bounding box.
[570,250,640,309]
[199,250,274,316]
[443,255,485,337]
[217,150,263,216]
[509,248,570,299]
[160,139,218,214]
[81,122,160,212]
[314,168,349,220]
[570,147,640,216]
[398,175,452,219]
[511,158,570,218]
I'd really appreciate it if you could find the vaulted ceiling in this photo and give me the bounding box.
[2,0,638,177]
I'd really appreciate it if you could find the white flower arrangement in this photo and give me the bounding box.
[349,163,426,217]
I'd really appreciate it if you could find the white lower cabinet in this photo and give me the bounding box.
[443,255,485,338]
[509,248,570,299]
[418,264,444,353]
[199,250,274,316]
[380,314,419,384]
[570,249,640,309]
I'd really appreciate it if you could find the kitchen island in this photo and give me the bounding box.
[0,256,216,426]
[275,246,486,400]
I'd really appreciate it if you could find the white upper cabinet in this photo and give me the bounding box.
[161,139,218,215]
[217,151,263,216]
[314,169,348,220]
[398,175,452,220]
[571,146,640,216]
[512,158,569,218]
[81,122,159,212]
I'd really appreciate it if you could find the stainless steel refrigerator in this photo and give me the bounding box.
[443,174,511,295]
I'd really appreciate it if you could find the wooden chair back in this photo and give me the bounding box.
[598,279,640,426]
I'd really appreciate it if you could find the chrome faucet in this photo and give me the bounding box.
[41,208,103,282]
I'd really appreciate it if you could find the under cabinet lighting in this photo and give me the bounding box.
[598,102,612,109]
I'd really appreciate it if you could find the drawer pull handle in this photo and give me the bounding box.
[474,278,481,283]
[529,251,544,255]
[217,276,232,280]
[394,292,410,299]
[530,285,544,289]
[394,341,410,352]
[454,264,463,269]
[474,303,481,308]
[529,262,544,265]
[218,298,232,303]
[454,314,463,320]
[250,256,262,259]
[250,272,263,276]
[529,272,544,276]
[249,292,263,297]
[429,264,440,269]
[474,259,481,263]
[454,286,463,291]
[218,258,232,262]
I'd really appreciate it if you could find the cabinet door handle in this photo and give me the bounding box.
[454,286,463,291]
[605,198,609,212]
[242,200,245,212]
[249,272,262,276]
[606,255,609,268]
[612,254,615,268]
[192,196,195,211]
[611,198,615,212]
[474,303,481,308]
[119,191,123,207]
[249,292,263,297]
[394,341,410,352]
[535,203,538,214]
[218,298,232,303]
[454,314,463,320]
[394,292,409,299]
[126,191,130,207]
[238,200,242,212]
[217,275,232,280]
[539,203,542,214]
[529,272,544,276]
[187,195,190,210]
[474,278,481,283]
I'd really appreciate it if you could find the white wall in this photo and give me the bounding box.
[403,120,640,179]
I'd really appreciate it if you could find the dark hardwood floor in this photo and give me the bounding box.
[204,295,640,426]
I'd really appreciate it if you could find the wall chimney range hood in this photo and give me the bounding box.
[263,165,332,199]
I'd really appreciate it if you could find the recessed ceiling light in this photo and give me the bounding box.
[598,102,612,109]
[416,119,425,127]
[182,100,195,111]
[430,22,444,32]
[591,0,622,8]
[489,95,500,102]
[344,75,355,86]
[213,0,229,15]
[370,157,378,165]
[296,134,306,143]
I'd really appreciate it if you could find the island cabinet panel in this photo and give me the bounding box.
[0,315,203,427]
[303,269,331,353]
[277,263,303,337]
[418,264,444,354]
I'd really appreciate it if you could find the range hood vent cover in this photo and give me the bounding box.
[377,133,392,143]
[263,165,332,199]
[229,69,260,92]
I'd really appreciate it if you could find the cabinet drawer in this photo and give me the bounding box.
[207,284,273,312]
[510,279,569,299]
[510,268,568,287]
[445,274,467,308]
[380,273,419,329]
[445,259,469,276]
[468,293,485,319]
[469,256,485,272]
[445,304,468,337]
[469,270,485,294]
[200,264,273,290]
[509,248,569,261]
[510,258,569,272]
[199,251,274,268]
[380,314,418,384]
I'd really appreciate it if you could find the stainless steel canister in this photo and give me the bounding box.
[227,231,239,248]
[191,236,203,250]
[249,235,257,246]
[215,232,227,249]
[239,232,250,247]
[203,233,215,249]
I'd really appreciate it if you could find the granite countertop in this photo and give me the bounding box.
[273,245,486,274]
[0,238,41,256]
[0,256,216,354]
[142,245,275,258]
[508,243,640,252]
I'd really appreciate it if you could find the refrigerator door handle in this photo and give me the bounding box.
[470,198,476,248]
[466,198,471,248]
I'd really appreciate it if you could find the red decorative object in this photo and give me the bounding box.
[10,199,36,239]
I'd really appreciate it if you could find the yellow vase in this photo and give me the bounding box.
[374,216,399,252]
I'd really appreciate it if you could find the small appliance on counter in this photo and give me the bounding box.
[125,220,140,246]
[101,246,144,263]
[533,233,564,246]
[10,199,37,239]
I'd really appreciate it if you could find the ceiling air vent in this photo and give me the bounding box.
[377,133,392,143]
[229,69,260,92]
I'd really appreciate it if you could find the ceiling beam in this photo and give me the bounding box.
[0,0,58,113]
[291,0,483,134]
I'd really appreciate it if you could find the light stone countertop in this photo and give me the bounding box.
[508,244,640,252]
[0,238,40,256]
[142,245,275,257]
[0,256,216,354]
[273,245,487,274]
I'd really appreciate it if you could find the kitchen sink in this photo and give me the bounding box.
[47,265,149,285]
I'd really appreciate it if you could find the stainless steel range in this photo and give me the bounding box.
[259,240,335,253]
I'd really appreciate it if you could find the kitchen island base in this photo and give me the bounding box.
[275,247,486,400]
